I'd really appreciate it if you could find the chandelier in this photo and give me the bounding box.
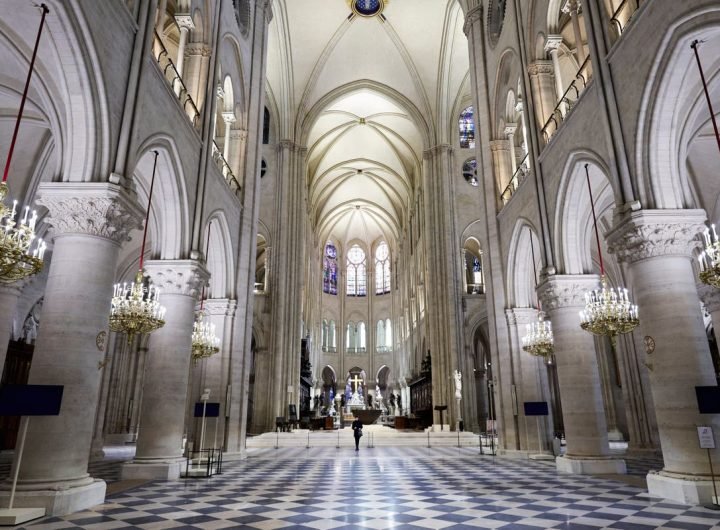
[191,312,220,362]
[522,229,554,357]
[579,164,639,344]
[109,151,166,341]
[191,221,219,362]
[692,40,720,288]
[0,4,49,283]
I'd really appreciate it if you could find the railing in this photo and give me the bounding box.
[541,56,593,143]
[152,31,200,129]
[376,346,391,353]
[182,448,223,478]
[610,0,642,41]
[346,347,367,354]
[500,154,530,205]
[212,141,242,198]
[466,283,486,295]
[321,346,337,353]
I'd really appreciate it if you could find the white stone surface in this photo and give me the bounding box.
[556,455,627,475]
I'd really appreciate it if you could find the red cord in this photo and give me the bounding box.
[692,41,720,157]
[585,164,604,276]
[139,151,159,270]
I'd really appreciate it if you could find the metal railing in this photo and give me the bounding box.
[376,346,391,353]
[541,56,593,143]
[211,141,242,197]
[346,347,367,354]
[321,346,337,353]
[500,153,530,205]
[610,0,642,41]
[152,31,200,129]
[182,448,223,478]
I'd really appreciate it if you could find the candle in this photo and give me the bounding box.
[22,206,29,225]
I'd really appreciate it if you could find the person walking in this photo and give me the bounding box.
[351,417,363,451]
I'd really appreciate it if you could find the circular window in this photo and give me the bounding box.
[463,159,478,187]
[487,0,507,48]
[352,0,385,17]
[260,159,267,178]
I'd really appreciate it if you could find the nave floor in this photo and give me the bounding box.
[25,446,720,530]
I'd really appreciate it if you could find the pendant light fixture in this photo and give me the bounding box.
[579,164,639,346]
[0,4,49,283]
[191,222,220,362]
[692,40,720,288]
[522,230,554,357]
[109,151,166,341]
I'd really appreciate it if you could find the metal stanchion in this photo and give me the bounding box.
[427,430,431,448]
[306,431,310,449]
[275,429,279,450]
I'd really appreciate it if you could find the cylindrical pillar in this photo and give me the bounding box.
[122,259,208,480]
[539,274,626,474]
[545,35,567,116]
[608,210,720,504]
[1,184,144,515]
[563,0,586,64]
[527,61,557,133]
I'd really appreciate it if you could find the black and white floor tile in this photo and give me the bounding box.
[23,446,720,529]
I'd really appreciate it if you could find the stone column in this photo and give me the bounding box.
[0,183,143,515]
[504,124,518,175]
[538,274,626,474]
[608,209,720,504]
[184,42,211,111]
[489,140,511,202]
[122,259,208,480]
[527,62,557,132]
[544,34,567,116]
[515,97,529,162]
[221,112,236,172]
[0,284,22,376]
[173,14,194,95]
[511,307,554,455]
[562,0,586,64]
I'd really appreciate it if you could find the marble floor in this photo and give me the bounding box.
[23,446,720,530]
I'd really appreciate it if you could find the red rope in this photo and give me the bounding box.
[199,220,212,311]
[585,163,604,276]
[3,4,49,183]
[692,40,720,157]
[139,151,159,270]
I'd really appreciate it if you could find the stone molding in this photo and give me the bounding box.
[185,43,211,57]
[174,13,195,30]
[144,259,209,298]
[222,111,237,124]
[538,274,599,311]
[489,139,510,151]
[504,123,517,137]
[606,209,706,264]
[463,5,482,36]
[423,144,453,160]
[527,61,555,77]
[37,183,144,244]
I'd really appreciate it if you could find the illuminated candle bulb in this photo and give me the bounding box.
[29,210,37,231]
[22,206,29,225]
[11,200,17,220]
[713,224,718,242]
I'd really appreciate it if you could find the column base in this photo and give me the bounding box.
[0,507,46,525]
[607,429,625,442]
[0,480,105,517]
[647,470,720,505]
[121,458,184,480]
[556,455,627,474]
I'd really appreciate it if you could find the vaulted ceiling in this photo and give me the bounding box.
[266,0,470,248]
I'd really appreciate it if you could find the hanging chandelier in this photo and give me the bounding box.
[579,164,639,343]
[0,4,49,283]
[109,151,166,341]
[691,40,720,288]
[522,311,554,357]
[522,230,554,357]
[191,220,219,362]
[191,312,220,362]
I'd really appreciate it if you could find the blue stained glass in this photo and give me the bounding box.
[323,242,338,295]
[354,0,381,15]
[459,106,476,149]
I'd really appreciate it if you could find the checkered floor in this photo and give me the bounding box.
[24,446,720,530]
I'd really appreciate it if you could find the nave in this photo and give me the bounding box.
[23,446,720,530]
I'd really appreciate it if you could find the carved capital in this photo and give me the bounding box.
[463,5,483,36]
[203,298,238,317]
[606,209,706,264]
[423,144,453,160]
[185,43,212,57]
[544,34,564,53]
[175,13,195,30]
[508,307,538,326]
[562,0,581,15]
[538,274,599,311]
[222,111,237,125]
[527,61,555,77]
[489,139,509,152]
[37,183,144,244]
[144,259,209,298]
[230,129,248,141]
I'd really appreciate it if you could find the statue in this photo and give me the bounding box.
[454,370,462,399]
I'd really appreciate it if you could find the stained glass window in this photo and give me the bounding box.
[323,242,338,295]
[459,106,475,149]
[463,158,478,187]
[375,242,391,294]
[346,245,367,296]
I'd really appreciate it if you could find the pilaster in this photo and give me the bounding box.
[527,61,557,130]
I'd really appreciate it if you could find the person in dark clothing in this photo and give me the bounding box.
[351,418,363,450]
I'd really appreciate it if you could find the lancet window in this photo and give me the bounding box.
[323,242,338,295]
[346,321,366,353]
[346,245,367,296]
[375,242,391,294]
[376,318,392,352]
[459,106,475,149]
